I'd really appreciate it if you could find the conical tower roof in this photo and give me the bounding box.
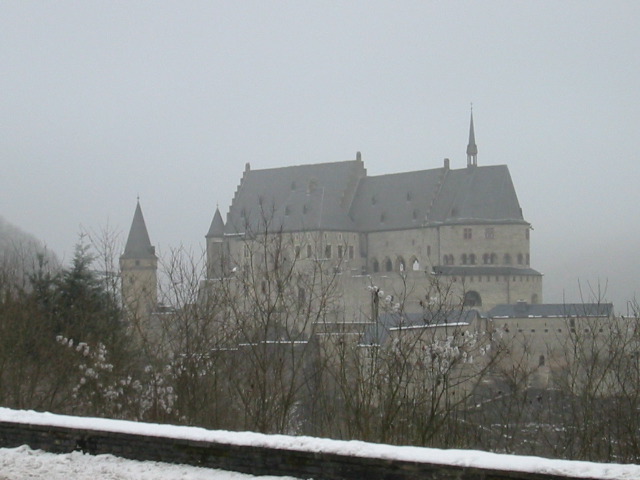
[122,200,156,259]
[206,207,225,238]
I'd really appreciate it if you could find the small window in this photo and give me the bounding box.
[372,258,379,273]
[295,246,301,258]
[307,245,312,258]
[469,253,476,265]
[490,253,497,264]
[517,253,524,265]
[412,259,420,271]
[348,245,354,259]
[463,228,472,240]
[325,245,332,259]
[461,254,468,265]
[485,228,494,239]
[338,245,343,259]
[504,253,512,265]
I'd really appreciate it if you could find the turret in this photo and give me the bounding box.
[206,206,227,279]
[119,200,157,321]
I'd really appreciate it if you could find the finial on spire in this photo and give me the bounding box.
[466,105,478,167]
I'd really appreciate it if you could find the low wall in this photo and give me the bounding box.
[0,409,629,480]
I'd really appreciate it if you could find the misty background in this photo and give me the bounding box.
[1,1,638,312]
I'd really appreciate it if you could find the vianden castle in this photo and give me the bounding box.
[119,113,613,377]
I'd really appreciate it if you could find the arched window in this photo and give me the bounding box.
[385,257,393,272]
[469,253,476,265]
[461,254,468,265]
[372,258,379,273]
[411,257,420,271]
[490,253,497,264]
[463,291,482,307]
[396,257,406,272]
[504,253,512,265]
[483,253,489,264]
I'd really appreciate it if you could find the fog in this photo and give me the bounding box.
[1,1,638,311]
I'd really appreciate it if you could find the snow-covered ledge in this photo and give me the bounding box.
[0,408,637,480]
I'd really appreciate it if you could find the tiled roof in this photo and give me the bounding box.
[222,158,526,235]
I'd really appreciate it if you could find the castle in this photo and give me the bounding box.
[121,112,543,324]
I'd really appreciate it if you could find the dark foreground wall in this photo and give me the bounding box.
[0,419,602,480]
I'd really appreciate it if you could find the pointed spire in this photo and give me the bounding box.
[466,105,478,167]
[122,200,156,258]
[206,206,225,238]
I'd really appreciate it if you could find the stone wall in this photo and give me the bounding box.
[0,418,601,480]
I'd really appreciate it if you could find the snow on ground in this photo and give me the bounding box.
[1,408,639,479]
[0,445,302,480]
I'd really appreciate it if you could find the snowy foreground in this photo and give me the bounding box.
[0,445,300,480]
[1,408,639,480]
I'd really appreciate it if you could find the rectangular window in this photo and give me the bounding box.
[307,244,313,258]
[348,245,354,259]
[463,228,472,240]
[295,245,301,258]
[325,245,332,259]
[338,245,343,259]
[485,228,494,239]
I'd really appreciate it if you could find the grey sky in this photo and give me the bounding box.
[2,1,639,310]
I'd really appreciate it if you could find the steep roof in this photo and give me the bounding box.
[122,201,156,259]
[222,158,526,235]
[224,159,366,234]
[206,207,225,238]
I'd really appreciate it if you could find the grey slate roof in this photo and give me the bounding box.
[225,159,366,234]
[122,201,156,259]
[222,157,526,235]
[206,207,225,238]
[362,310,479,345]
[432,266,542,277]
[488,303,614,319]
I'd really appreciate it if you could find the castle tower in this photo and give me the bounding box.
[466,107,478,167]
[120,200,158,321]
[205,206,226,279]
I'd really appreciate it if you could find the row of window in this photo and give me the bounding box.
[371,256,421,273]
[291,244,356,260]
[443,253,530,266]
[462,227,530,240]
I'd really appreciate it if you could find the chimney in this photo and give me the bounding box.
[444,158,450,170]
